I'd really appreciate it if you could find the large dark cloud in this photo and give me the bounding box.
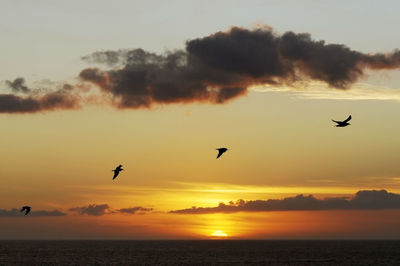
[69,204,153,216]
[80,27,400,109]
[0,208,66,217]
[2,26,400,113]
[169,189,400,214]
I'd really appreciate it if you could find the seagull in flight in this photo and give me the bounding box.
[112,164,123,180]
[20,206,31,216]
[332,115,352,127]
[216,148,228,159]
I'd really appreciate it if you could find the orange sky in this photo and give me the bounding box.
[2,1,400,239]
[2,90,400,239]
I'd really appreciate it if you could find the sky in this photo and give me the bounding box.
[1,0,400,239]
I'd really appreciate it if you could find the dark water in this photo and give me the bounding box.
[0,240,399,265]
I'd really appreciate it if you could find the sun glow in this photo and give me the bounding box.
[211,230,228,238]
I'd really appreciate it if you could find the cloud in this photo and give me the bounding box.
[0,91,81,113]
[0,78,81,113]
[118,207,153,214]
[0,208,66,217]
[80,26,400,109]
[169,189,400,214]
[2,26,400,113]
[69,204,153,216]
[69,204,110,216]
[81,50,129,67]
[252,82,400,102]
[5,78,30,93]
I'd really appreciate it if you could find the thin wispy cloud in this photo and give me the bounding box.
[5,78,30,93]
[252,82,400,101]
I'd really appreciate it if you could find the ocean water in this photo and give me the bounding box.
[0,240,399,265]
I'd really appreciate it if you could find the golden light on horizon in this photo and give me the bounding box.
[211,230,228,238]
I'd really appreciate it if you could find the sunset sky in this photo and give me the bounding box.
[2,0,400,239]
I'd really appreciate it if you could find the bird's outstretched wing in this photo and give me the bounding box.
[332,119,340,124]
[344,115,352,123]
[25,208,30,215]
[216,148,227,159]
[112,171,119,180]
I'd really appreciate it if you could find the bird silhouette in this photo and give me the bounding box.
[332,115,352,127]
[20,206,31,216]
[216,148,228,159]
[112,164,123,180]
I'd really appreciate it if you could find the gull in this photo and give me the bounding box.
[20,206,31,216]
[332,115,352,127]
[216,148,228,159]
[112,164,123,180]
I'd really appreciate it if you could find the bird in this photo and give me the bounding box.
[216,148,228,159]
[332,115,352,127]
[20,206,31,216]
[112,164,123,180]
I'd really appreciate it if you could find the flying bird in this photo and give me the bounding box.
[332,115,352,127]
[20,206,31,216]
[112,164,123,180]
[216,148,228,159]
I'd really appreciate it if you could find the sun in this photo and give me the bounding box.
[211,230,228,238]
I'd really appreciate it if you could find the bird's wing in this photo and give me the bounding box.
[25,209,30,215]
[332,119,340,124]
[113,171,119,180]
[344,115,352,123]
[20,207,25,212]
[216,150,223,159]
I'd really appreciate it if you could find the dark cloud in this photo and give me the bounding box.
[69,204,153,216]
[69,204,110,216]
[169,189,400,214]
[0,208,66,217]
[80,27,400,109]
[118,207,153,214]
[3,26,400,113]
[0,89,81,113]
[5,78,30,93]
[81,50,128,66]
[1,77,81,113]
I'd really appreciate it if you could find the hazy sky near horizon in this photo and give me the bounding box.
[2,0,400,239]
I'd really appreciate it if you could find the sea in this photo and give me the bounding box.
[0,240,399,265]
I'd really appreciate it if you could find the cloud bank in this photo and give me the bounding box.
[0,208,66,217]
[2,26,400,113]
[170,189,400,214]
[69,204,153,216]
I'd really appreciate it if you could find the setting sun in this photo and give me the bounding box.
[211,230,228,238]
